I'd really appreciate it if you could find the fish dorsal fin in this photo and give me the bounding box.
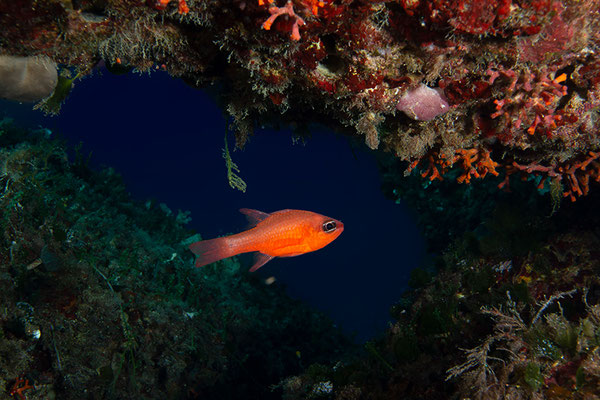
[249,252,274,272]
[239,208,270,228]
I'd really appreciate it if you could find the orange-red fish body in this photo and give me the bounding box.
[189,209,344,271]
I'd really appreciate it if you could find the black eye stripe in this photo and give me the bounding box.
[322,220,336,233]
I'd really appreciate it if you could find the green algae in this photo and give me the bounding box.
[407,267,432,289]
[281,179,600,400]
[391,331,419,362]
[524,362,543,391]
[415,303,454,336]
[222,129,246,193]
[0,120,352,399]
[34,72,78,115]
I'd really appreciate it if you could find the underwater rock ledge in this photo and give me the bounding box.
[1,0,599,200]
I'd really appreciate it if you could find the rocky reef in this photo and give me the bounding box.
[281,184,600,399]
[2,1,600,398]
[1,0,599,200]
[0,119,350,399]
[2,114,599,398]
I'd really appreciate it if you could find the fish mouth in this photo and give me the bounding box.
[337,221,344,233]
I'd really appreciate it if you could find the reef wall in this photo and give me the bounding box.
[0,120,350,399]
[1,0,599,200]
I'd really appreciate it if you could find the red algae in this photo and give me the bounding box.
[0,0,598,198]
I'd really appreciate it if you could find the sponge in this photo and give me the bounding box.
[0,55,58,102]
[396,84,450,121]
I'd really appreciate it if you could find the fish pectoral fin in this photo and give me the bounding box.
[280,253,303,257]
[249,252,274,272]
[239,208,270,228]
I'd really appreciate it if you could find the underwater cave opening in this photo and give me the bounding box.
[1,69,426,343]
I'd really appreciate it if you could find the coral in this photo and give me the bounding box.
[0,0,598,198]
[9,375,35,400]
[411,148,499,184]
[487,68,569,143]
[500,152,600,202]
[2,2,600,398]
[261,1,306,41]
[154,0,190,14]
[406,147,600,202]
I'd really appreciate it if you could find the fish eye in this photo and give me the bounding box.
[322,220,337,233]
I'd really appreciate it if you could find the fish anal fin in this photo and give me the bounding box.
[239,208,270,228]
[249,252,274,272]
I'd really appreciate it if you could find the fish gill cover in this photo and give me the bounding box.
[1,0,600,399]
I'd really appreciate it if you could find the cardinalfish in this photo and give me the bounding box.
[189,208,344,272]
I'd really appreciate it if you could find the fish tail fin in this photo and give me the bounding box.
[189,237,235,267]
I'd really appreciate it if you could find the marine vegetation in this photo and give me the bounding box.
[2,1,600,398]
[0,120,352,399]
[279,185,600,399]
[1,0,600,200]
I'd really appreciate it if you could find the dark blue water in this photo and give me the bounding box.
[1,70,425,342]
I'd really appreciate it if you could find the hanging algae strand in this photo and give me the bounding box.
[222,130,247,193]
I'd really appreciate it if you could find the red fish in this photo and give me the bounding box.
[189,209,344,272]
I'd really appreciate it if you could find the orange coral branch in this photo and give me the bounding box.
[418,148,499,184]
[501,152,600,201]
[487,67,568,139]
[261,1,306,41]
[410,149,600,201]
[156,0,189,14]
[9,376,34,400]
